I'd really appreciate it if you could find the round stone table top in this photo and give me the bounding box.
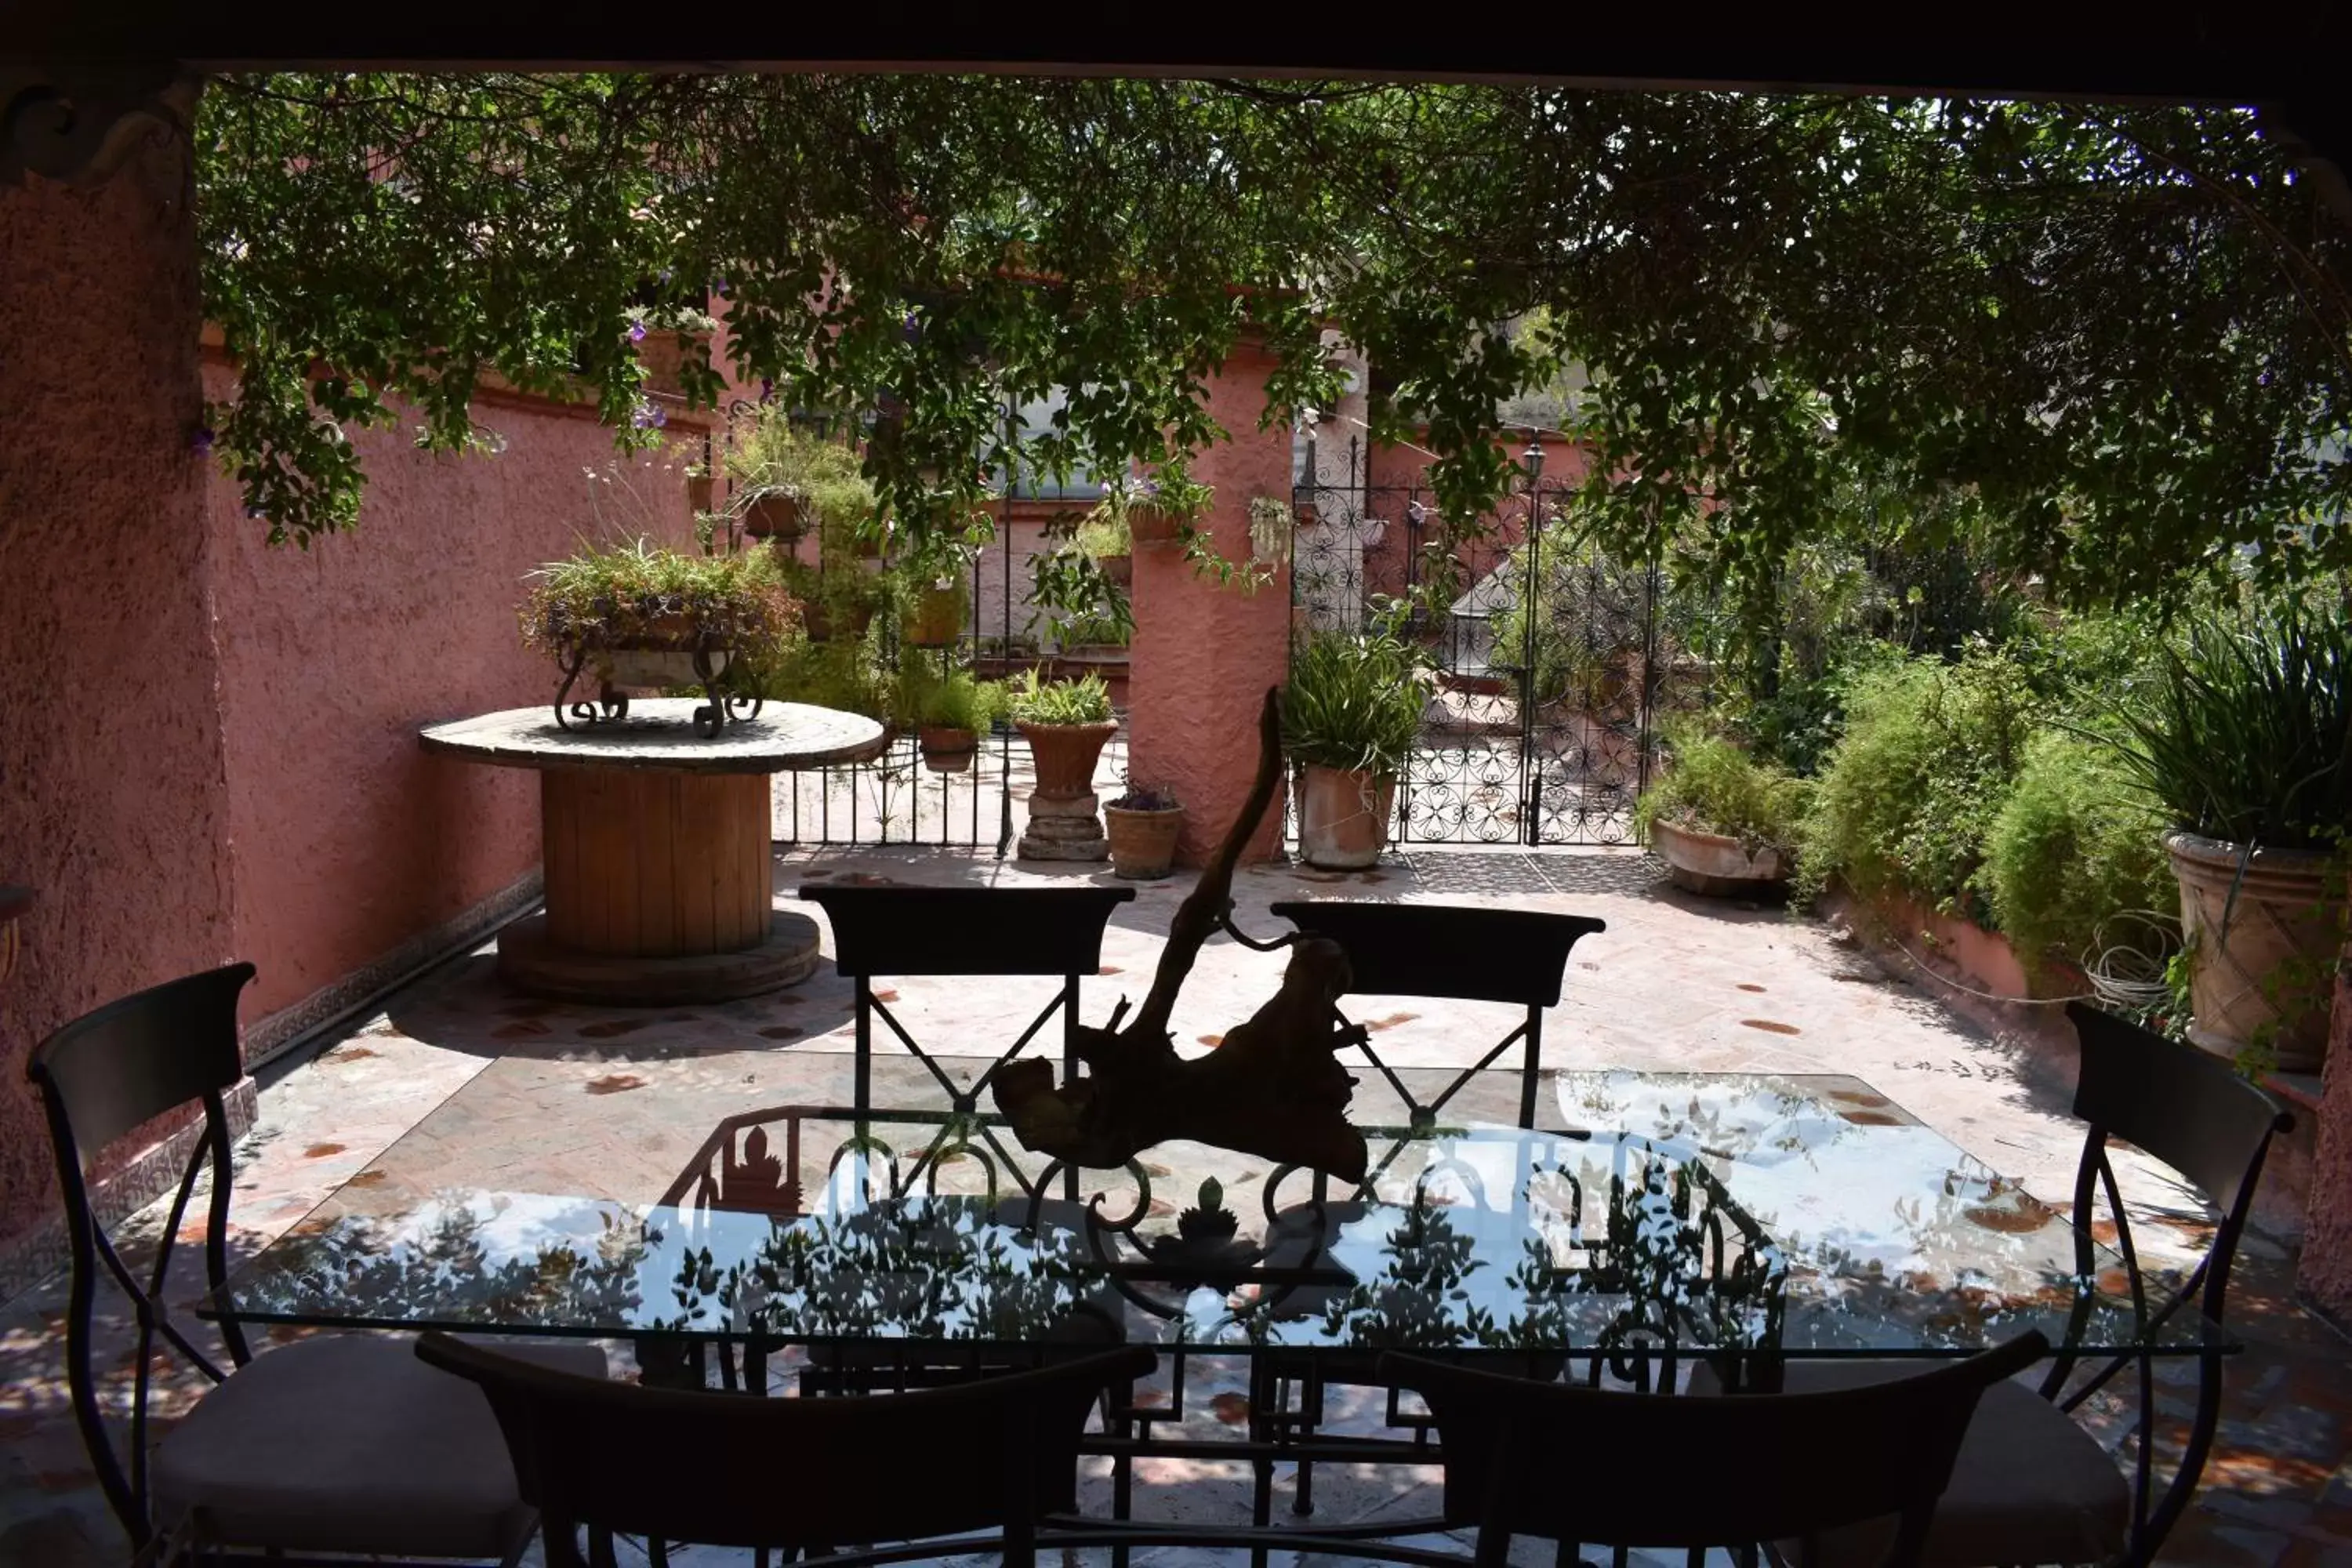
[420,699,887,776]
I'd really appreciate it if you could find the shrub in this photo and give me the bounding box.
[1635,724,1812,858]
[1796,648,2039,920]
[1982,731,2175,975]
[1283,626,1428,777]
[1009,669,1113,726]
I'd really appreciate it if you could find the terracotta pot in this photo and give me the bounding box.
[1105,805,1184,880]
[1297,765,1396,870]
[1097,554,1134,588]
[904,586,965,646]
[2166,830,2345,1072]
[1649,818,1788,898]
[743,492,804,541]
[1128,507,1185,547]
[1018,720,1119,799]
[918,726,978,774]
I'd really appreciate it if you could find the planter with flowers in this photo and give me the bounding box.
[1105,781,1185,880]
[721,406,879,550]
[520,538,798,738]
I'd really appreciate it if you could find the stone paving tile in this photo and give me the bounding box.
[3,843,2347,1568]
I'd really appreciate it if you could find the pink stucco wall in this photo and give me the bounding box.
[0,142,237,1263]
[1127,341,1293,866]
[2298,965,2352,1321]
[205,363,707,1028]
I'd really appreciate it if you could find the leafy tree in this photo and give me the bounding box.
[197,77,2349,613]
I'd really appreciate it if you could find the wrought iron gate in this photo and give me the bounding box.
[1288,433,1704,847]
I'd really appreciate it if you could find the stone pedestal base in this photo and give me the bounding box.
[498,909,821,1004]
[1019,789,1107,862]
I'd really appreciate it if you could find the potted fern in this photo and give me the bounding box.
[1283,626,1428,869]
[1634,723,1811,897]
[2106,596,2350,1072]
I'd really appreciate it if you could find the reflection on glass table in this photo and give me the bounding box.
[205,1068,2218,1368]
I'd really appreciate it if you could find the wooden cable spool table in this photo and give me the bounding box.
[420,699,885,1004]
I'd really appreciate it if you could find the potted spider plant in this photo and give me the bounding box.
[1283,626,1428,869]
[723,408,878,546]
[2104,596,2350,1073]
[1634,721,1810,897]
[518,538,797,733]
[1104,780,1185,880]
[1076,511,1133,588]
[1092,459,1214,549]
[1011,670,1119,862]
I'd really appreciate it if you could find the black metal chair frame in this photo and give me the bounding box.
[2040,1000,2296,1567]
[1246,899,1606,1530]
[797,883,1134,1121]
[1384,1333,2053,1568]
[26,962,261,1559]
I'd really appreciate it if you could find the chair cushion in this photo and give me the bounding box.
[151,1333,607,1558]
[1688,1358,2132,1568]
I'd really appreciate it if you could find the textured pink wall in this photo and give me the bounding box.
[1127,343,1293,866]
[0,142,236,1260]
[205,366,707,1025]
[2297,966,2352,1319]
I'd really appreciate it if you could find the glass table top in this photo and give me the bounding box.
[208,1057,2220,1361]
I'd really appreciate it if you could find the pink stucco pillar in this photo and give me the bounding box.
[1127,339,1294,867]
[0,131,236,1263]
[2296,954,2352,1322]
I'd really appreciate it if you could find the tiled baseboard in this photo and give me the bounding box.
[0,873,542,1306]
[0,1077,258,1306]
[241,872,543,1070]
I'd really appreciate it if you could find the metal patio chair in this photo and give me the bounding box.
[797,882,1134,1118]
[1691,1001,2295,1568]
[1245,899,1606,1523]
[418,1333,1157,1566]
[28,962,608,1566]
[1385,1330,2050,1568]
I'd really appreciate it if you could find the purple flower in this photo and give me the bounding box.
[713,277,730,297]
[657,268,673,285]
[902,311,921,343]
[631,399,668,430]
[628,321,648,343]
[759,378,775,403]
[245,505,264,519]
[190,426,216,456]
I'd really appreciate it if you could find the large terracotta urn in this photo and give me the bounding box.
[1017,720,1119,862]
[1297,765,1396,870]
[2167,829,2345,1073]
[1649,818,1789,898]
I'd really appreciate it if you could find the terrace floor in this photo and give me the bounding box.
[4,842,2349,1566]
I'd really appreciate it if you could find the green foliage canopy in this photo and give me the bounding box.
[199,78,2350,608]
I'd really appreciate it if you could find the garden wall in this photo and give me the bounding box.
[0,141,240,1295]
[201,353,709,1056]
[1829,885,2318,1247]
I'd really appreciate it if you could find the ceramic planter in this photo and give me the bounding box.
[1649,818,1789,898]
[1105,805,1184,880]
[919,726,978,774]
[904,585,965,647]
[1014,720,1119,862]
[742,492,804,541]
[2166,829,2344,1071]
[1296,765,1396,870]
[1127,507,1185,547]
[1018,720,1119,798]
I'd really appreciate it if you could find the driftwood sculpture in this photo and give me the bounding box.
[993,688,1371,1182]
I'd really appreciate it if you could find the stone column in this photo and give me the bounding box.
[0,105,237,1283]
[1126,338,1294,868]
